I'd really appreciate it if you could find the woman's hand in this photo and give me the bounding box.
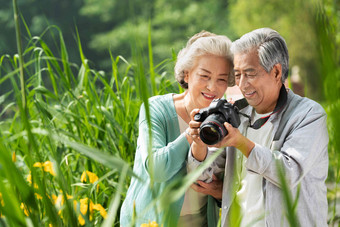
[186,109,208,161]
[190,174,223,200]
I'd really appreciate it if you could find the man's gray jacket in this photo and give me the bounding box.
[188,89,329,227]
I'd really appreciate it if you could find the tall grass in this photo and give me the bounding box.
[316,2,340,225]
[0,1,178,226]
[0,1,339,227]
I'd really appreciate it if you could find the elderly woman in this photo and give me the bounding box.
[120,31,234,227]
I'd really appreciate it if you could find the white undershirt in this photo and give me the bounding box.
[237,110,274,227]
[178,115,207,226]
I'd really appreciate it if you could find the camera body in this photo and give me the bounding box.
[194,98,241,145]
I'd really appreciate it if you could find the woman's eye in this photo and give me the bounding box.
[200,75,209,78]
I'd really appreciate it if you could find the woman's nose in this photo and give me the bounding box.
[206,80,217,91]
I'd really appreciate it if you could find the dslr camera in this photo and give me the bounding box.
[194,99,241,145]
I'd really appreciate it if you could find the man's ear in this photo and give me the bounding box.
[272,64,282,82]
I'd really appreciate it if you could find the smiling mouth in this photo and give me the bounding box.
[244,91,256,97]
[202,93,216,99]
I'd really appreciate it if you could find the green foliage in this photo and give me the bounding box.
[315,1,340,225]
[0,5,178,224]
[0,0,339,225]
[79,0,234,70]
[0,0,338,102]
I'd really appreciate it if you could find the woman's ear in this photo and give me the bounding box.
[184,71,189,83]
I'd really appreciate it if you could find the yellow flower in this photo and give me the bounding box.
[78,215,85,226]
[52,194,59,204]
[67,194,73,200]
[79,198,89,216]
[20,203,30,216]
[53,192,73,206]
[12,151,16,162]
[149,221,159,227]
[52,192,74,220]
[33,161,56,176]
[26,172,39,188]
[76,198,107,225]
[92,203,107,219]
[73,200,78,213]
[78,198,91,225]
[80,171,98,184]
[43,161,56,176]
[0,193,4,206]
[33,162,42,168]
[35,193,42,200]
[140,221,160,227]
[27,173,32,184]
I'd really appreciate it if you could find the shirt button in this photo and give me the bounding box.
[223,206,228,209]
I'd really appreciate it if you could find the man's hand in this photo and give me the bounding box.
[214,122,255,158]
[190,174,223,200]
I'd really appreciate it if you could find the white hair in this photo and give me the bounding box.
[175,31,234,88]
[231,28,289,83]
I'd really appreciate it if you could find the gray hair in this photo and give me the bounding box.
[175,31,234,89]
[231,28,289,83]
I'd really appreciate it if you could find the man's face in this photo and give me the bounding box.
[233,49,282,114]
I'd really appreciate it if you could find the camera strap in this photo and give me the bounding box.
[234,84,288,129]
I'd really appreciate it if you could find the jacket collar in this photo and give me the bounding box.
[234,84,288,129]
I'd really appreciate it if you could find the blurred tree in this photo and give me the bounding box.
[0,0,17,56]
[79,0,234,70]
[0,0,83,58]
[228,0,324,101]
[1,0,338,100]
[0,0,86,102]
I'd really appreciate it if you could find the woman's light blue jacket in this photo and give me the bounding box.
[120,94,219,227]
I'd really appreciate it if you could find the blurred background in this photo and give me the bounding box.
[0,0,339,225]
[1,0,338,101]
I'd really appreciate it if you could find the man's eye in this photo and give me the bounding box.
[247,74,257,78]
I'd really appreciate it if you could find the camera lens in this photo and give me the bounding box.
[200,124,222,145]
[199,113,227,145]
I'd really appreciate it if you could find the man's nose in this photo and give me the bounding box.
[237,75,248,89]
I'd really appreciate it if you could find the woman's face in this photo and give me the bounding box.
[184,54,231,109]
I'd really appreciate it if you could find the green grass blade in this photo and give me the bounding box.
[55,135,140,180]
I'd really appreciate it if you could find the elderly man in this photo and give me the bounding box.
[188,28,329,227]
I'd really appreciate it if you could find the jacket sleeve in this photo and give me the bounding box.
[187,147,226,183]
[138,102,190,183]
[245,104,329,188]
